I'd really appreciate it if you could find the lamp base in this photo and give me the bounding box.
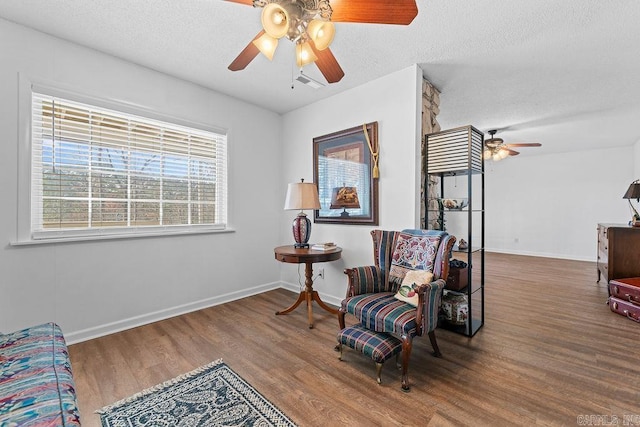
[292,212,312,248]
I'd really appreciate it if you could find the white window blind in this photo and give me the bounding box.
[31,92,227,240]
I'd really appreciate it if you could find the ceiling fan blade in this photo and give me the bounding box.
[506,143,542,147]
[228,31,264,71]
[329,0,418,25]
[309,41,344,83]
[224,0,255,5]
[506,148,520,156]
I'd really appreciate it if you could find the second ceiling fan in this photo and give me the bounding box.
[483,129,541,161]
[226,0,419,84]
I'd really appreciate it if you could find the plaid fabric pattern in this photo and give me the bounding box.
[342,293,418,337]
[343,280,445,337]
[338,325,402,364]
[420,279,446,332]
[0,323,81,426]
[349,266,386,295]
[370,230,399,292]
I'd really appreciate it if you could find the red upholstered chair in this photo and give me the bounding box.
[338,229,455,391]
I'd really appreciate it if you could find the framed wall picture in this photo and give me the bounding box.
[313,122,379,225]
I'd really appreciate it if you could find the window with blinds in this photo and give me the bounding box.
[31,92,227,239]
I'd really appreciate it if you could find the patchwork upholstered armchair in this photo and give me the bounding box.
[338,229,455,391]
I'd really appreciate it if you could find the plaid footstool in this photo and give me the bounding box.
[337,324,402,384]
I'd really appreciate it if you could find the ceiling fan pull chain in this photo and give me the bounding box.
[363,124,379,179]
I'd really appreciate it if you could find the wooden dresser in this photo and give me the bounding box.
[597,223,640,283]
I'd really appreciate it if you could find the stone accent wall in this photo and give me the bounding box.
[420,78,441,229]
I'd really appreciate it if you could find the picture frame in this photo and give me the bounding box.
[313,122,379,225]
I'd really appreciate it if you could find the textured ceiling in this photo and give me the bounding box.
[1,0,639,157]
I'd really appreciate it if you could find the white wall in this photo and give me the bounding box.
[0,19,283,341]
[635,139,640,177]
[482,147,633,260]
[279,65,423,307]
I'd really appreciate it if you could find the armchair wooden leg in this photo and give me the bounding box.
[375,362,383,384]
[428,330,442,358]
[338,309,346,330]
[400,335,412,392]
[334,310,347,352]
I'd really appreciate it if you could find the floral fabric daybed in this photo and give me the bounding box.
[0,322,81,426]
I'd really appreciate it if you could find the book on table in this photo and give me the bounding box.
[311,242,336,251]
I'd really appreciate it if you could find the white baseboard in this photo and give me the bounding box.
[485,248,595,262]
[65,282,283,345]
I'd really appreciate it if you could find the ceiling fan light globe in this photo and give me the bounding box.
[272,11,284,25]
[252,33,278,60]
[296,41,318,67]
[307,19,335,50]
[483,149,493,160]
[261,3,290,39]
[498,149,509,160]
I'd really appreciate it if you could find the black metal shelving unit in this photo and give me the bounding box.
[424,125,485,337]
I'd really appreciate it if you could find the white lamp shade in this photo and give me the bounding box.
[253,33,278,60]
[307,19,335,51]
[296,41,318,67]
[261,3,292,39]
[284,182,320,210]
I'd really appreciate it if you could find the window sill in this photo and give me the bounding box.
[10,227,236,246]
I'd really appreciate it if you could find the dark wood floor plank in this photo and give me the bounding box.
[68,252,640,426]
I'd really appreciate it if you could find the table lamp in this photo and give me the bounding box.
[623,179,640,227]
[284,179,321,248]
[330,185,360,217]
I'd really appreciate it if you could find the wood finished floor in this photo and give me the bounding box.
[69,252,640,426]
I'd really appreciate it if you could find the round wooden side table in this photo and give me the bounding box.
[274,245,342,328]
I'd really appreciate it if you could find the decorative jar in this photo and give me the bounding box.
[441,290,468,325]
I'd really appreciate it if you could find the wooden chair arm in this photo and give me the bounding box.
[437,235,456,281]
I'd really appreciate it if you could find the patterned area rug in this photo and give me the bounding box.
[97,359,296,427]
